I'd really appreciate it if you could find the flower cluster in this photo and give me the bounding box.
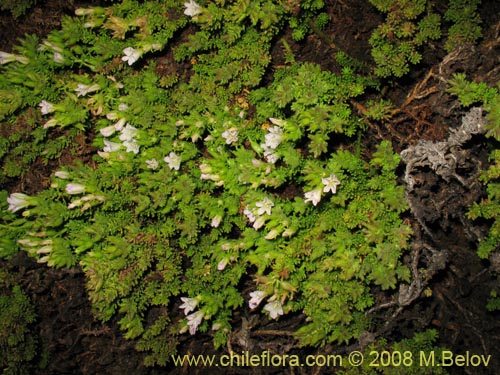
[243,197,274,230]
[39,40,65,63]
[248,291,283,319]
[261,118,284,164]
[0,51,29,65]
[99,119,140,155]
[17,238,53,264]
[304,174,340,206]
[199,163,223,186]
[222,127,239,145]
[179,297,205,335]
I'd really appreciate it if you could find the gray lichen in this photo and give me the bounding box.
[401,107,487,191]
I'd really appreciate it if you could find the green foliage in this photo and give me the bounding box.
[447,73,497,108]
[338,329,448,374]
[368,0,484,77]
[294,141,411,346]
[365,98,395,121]
[368,0,441,77]
[0,270,39,375]
[486,289,500,312]
[286,0,326,41]
[444,0,482,51]
[315,12,330,30]
[0,0,439,367]
[448,75,500,259]
[0,0,36,18]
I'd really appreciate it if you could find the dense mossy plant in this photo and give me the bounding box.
[367,0,483,78]
[0,269,39,375]
[0,0,36,18]
[444,0,482,52]
[0,0,490,367]
[368,0,441,77]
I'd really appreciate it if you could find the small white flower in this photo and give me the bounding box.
[282,228,296,237]
[263,148,279,164]
[222,127,239,145]
[0,51,15,64]
[7,193,34,213]
[255,197,274,216]
[36,245,52,255]
[243,208,256,223]
[184,0,202,17]
[65,183,86,195]
[81,194,105,202]
[54,170,70,179]
[17,238,41,247]
[106,112,119,120]
[118,103,128,111]
[252,216,266,230]
[75,7,97,16]
[304,188,322,206]
[269,117,287,127]
[113,118,127,131]
[322,174,340,194]
[146,158,159,170]
[264,300,284,319]
[67,199,82,209]
[43,118,58,129]
[39,100,55,115]
[164,152,181,170]
[186,311,204,335]
[264,126,283,149]
[119,123,138,142]
[211,215,222,228]
[74,83,100,97]
[199,163,212,174]
[99,125,116,137]
[68,195,102,210]
[264,229,280,240]
[217,258,228,271]
[121,47,142,66]
[53,52,65,63]
[249,291,266,310]
[37,255,51,264]
[103,139,121,152]
[123,140,140,154]
[180,297,199,315]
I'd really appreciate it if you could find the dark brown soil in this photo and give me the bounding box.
[2,1,500,374]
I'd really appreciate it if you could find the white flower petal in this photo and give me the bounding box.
[164,152,181,170]
[184,0,202,17]
[264,300,283,319]
[304,188,322,206]
[249,291,266,309]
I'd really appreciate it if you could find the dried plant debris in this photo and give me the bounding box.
[401,107,487,190]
